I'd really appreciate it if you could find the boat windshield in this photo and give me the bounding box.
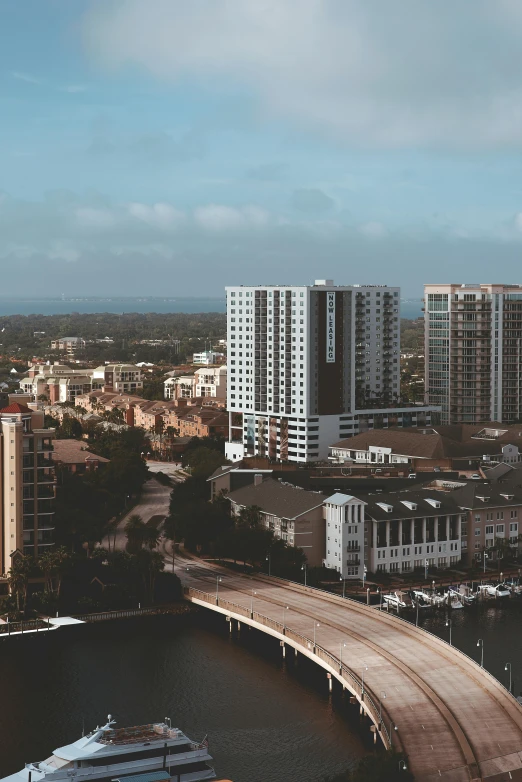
[41,756,72,770]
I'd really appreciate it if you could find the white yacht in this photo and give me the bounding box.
[1,717,216,782]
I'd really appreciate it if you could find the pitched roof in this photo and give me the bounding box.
[330,424,522,460]
[51,439,110,465]
[356,488,461,520]
[227,478,324,519]
[0,402,32,414]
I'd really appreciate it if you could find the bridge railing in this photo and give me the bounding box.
[184,586,392,748]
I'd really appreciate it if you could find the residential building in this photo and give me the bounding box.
[324,488,463,579]
[51,439,109,473]
[425,283,522,425]
[226,279,437,463]
[91,364,143,394]
[329,423,522,473]
[164,375,195,400]
[50,337,86,353]
[0,402,56,574]
[227,476,326,565]
[195,366,227,400]
[193,351,226,365]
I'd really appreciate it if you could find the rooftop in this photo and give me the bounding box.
[51,439,110,465]
[227,478,324,519]
[0,402,32,414]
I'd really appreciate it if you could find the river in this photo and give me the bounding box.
[0,601,520,782]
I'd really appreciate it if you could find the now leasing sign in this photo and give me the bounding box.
[326,291,335,363]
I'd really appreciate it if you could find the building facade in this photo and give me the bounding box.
[425,283,522,425]
[226,279,437,463]
[0,403,56,574]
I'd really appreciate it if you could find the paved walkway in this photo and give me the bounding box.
[103,478,172,552]
[178,557,522,782]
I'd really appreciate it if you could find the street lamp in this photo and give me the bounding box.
[424,558,428,580]
[361,664,368,699]
[362,565,367,589]
[302,563,307,586]
[390,721,398,749]
[283,605,289,631]
[378,588,383,610]
[477,638,484,668]
[250,589,257,615]
[379,690,386,724]
[313,621,320,649]
[415,597,420,627]
[340,641,347,672]
[216,576,222,603]
[446,618,452,646]
[398,760,407,772]
[340,575,346,599]
[484,551,488,573]
[505,662,512,692]
[266,554,271,577]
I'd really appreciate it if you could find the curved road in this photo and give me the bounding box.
[103,478,172,552]
[176,556,522,782]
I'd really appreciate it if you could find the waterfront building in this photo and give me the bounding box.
[329,423,522,473]
[0,402,56,574]
[164,366,227,402]
[50,336,86,353]
[19,362,144,402]
[225,279,438,463]
[424,283,522,425]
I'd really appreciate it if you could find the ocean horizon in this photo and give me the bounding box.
[0,296,423,319]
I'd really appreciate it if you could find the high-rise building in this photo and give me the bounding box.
[0,403,56,575]
[424,284,522,424]
[226,280,437,463]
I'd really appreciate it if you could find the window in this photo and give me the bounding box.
[496,524,504,534]
[485,525,494,535]
[474,528,481,536]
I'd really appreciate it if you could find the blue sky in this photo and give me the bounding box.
[3,0,522,297]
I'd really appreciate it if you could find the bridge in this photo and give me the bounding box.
[178,558,522,782]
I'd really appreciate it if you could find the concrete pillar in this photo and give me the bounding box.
[399,519,403,547]
[328,674,332,693]
[410,518,415,546]
[372,520,378,550]
[281,641,286,659]
[386,519,390,549]
[446,515,450,543]
[422,517,427,544]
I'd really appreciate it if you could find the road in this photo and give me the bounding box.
[177,555,522,782]
[103,478,173,552]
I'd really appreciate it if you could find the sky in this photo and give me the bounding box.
[3,1,522,297]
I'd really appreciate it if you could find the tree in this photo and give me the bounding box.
[125,514,147,552]
[7,556,32,611]
[58,414,83,439]
[184,446,229,479]
[38,547,72,598]
[238,505,263,528]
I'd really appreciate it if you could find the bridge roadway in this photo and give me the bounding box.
[178,558,522,782]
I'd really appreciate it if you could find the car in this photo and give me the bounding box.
[433,466,441,473]
[471,473,482,480]
[408,473,417,479]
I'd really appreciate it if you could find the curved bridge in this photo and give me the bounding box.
[179,560,522,782]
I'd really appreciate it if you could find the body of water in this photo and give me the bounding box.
[0,614,366,782]
[0,297,423,319]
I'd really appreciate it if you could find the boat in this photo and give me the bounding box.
[504,579,522,596]
[382,591,413,610]
[1,716,216,782]
[485,583,512,598]
[446,589,464,609]
[410,590,433,609]
[457,584,477,605]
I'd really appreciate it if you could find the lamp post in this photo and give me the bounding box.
[250,589,257,616]
[313,621,320,649]
[340,641,347,673]
[302,563,307,586]
[477,638,484,668]
[340,575,346,599]
[361,664,368,699]
[446,618,452,646]
[283,605,289,631]
[505,662,512,692]
[362,565,367,589]
[390,721,398,749]
[216,576,222,604]
[424,558,428,580]
[398,760,407,772]
[484,551,488,573]
[379,690,386,724]
[415,597,419,627]
[378,588,383,610]
[266,554,271,577]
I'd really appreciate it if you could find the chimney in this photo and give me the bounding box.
[254,473,263,486]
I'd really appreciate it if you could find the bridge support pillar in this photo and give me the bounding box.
[237,621,241,631]
[280,640,286,659]
[327,673,332,693]
[370,725,377,744]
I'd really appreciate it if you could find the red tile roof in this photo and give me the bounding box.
[0,403,32,414]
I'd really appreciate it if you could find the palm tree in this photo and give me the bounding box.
[125,514,147,551]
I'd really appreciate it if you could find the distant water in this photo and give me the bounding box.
[0,297,423,318]
[0,298,226,316]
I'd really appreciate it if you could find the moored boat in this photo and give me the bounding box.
[0,716,216,782]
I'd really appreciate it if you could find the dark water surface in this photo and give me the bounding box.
[0,614,366,782]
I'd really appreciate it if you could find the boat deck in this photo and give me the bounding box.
[99,724,174,745]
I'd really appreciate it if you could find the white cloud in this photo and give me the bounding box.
[76,207,115,229]
[194,204,269,231]
[82,0,522,149]
[11,71,41,85]
[128,202,186,230]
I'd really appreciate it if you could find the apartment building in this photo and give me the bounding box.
[50,337,86,353]
[425,283,522,425]
[0,403,56,574]
[91,364,143,394]
[226,279,437,463]
[164,367,227,402]
[227,476,326,565]
[324,488,463,579]
[193,351,226,365]
[20,362,143,402]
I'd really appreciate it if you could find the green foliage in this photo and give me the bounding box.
[125,514,160,554]
[324,752,413,782]
[184,446,229,479]
[56,414,83,439]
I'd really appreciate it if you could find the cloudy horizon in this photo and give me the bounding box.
[3,1,522,297]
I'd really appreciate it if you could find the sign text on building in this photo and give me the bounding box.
[326,292,335,363]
